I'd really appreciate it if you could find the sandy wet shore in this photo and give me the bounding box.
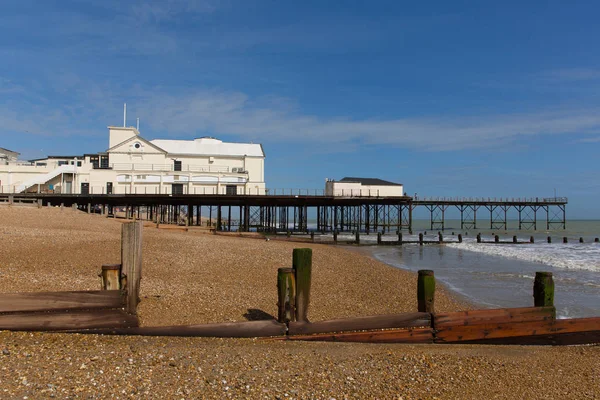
[0,206,598,399]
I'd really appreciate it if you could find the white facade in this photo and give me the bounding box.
[0,127,266,195]
[325,178,404,197]
[0,148,19,164]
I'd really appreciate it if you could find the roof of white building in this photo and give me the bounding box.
[150,137,264,157]
[0,147,20,156]
[340,177,403,186]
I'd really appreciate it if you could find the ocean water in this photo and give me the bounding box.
[318,220,600,318]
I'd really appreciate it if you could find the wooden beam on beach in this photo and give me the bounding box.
[288,312,431,336]
[281,327,434,343]
[65,319,287,338]
[533,272,554,310]
[417,270,435,313]
[0,309,138,331]
[433,306,555,328]
[435,317,600,344]
[293,248,312,322]
[122,221,143,315]
[0,290,125,313]
[277,267,296,323]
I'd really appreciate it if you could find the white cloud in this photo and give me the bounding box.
[2,81,600,152]
[540,68,600,83]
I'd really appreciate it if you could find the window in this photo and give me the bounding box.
[77,161,82,167]
[174,160,182,171]
[134,142,141,149]
[58,161,68,166]
[90,156,99,169]
[100,155,109,169]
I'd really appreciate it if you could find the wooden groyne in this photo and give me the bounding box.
[1,223,597,345]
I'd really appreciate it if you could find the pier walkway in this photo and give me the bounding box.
[0,193,567,232]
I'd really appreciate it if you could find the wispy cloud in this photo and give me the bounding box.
[540,68,600,83]
[2,81,600,153]
[575,136,600,143]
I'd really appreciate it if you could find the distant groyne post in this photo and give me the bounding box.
[417,270,435,313]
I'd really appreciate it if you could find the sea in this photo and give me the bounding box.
[315,220,600,318]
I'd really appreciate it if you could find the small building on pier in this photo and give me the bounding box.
[0,126,266,195]
[325,177,404,197]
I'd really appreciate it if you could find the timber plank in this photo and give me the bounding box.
[433,306,555,328]
[0,309,138,331]
[435,317,600,343]
[455,330,600,346]
[284,328,434,343]
[65,320,287,338]
[0,291,125,313]
[289,312,431,336]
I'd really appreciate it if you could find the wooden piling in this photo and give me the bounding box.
[8,195,13,205]
[438,232,443,243]
[533,272,554,312]
[121,222,143,315]
[355,231,360,244]
[512,235,517,243]
[277,268,296,324]
[477,233,481,243]
[310,231,315,242]
[547,236,552,243]
[293,248,312,322]
[100,264,121,290]
[579,237,584,243]
[563,237,568,243]
[530,236,535,243]
[333,231,338,244]
[398,232,403,244]
[377,232,382,245]
[458,234,462,243]
[37,199,42,208]
[494,235,499,243]
[419,233,423,246]
[417,270,435,313]
[595,238,599,243]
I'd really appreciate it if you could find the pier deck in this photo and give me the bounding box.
[0,193,567,232]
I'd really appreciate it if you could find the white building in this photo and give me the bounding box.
[325,177,404,197]
[0,147,19,164]
[0,126,266,195]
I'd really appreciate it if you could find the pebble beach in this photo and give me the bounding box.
[0,206,598,399]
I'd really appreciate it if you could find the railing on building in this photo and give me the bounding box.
[110,164,237,173]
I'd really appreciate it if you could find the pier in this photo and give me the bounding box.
[0,193,568,232]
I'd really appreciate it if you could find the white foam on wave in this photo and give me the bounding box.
[446,241,600,272]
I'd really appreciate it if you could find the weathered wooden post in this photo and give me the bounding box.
[100,264,121,290]
[417,270,435,313]
[530,236,535,243]
[458,234,462,243]
[277,267,296,324]
[355,231,360,244]
[533,272,555,317]
[398,232,403,244]
[37,199,42,208]
[8,195,13,205]
[333,230,338,244]
[287,231,291,238]
[122,221,143,315]
[476,233,481,243]
[513,235,518,244]
[438,232,443,243]
[563,237,568,243]
[310,231,315,242]
[377,232,382,245]
[595,238,599,243]
[494,235,499,243]
[419,233,423,246]
[547,236,552,243]
[579,237,584,243]
[60,202,64,211]
[87,203,91,214]
[293,248,312,322]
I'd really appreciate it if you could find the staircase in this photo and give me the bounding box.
[15,164,76,193]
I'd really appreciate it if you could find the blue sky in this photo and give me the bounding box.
[1,0,599,217]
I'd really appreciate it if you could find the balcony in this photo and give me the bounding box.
[109,163,245,173]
